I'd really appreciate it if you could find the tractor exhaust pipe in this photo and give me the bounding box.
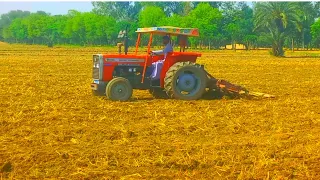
[124,25,129,55]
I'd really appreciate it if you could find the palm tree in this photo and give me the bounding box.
[253,2,301,56]
[297,2,317,50]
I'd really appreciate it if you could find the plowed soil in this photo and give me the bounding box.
[1,44,320,179]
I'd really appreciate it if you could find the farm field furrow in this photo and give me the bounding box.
[1,44,320,179]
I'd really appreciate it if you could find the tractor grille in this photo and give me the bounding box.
[92,68,99,79]
[92,55,100,79]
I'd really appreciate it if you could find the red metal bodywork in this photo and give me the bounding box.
[101,52,201,88]
[101,54,146,81]
[99,31,201,88]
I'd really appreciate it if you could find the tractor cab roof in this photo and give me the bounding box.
[136,26,199,37]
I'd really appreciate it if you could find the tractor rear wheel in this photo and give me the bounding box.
[106,77,133,101]
[164,61,207,100]
[148,88,169,99]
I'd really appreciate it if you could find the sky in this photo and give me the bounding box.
[0,2,94,15]
[0,1,255,16]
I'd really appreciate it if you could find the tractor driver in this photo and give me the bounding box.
[150,35,173,80]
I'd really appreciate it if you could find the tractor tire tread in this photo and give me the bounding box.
[164,61,207,100]
[105,77,133,101]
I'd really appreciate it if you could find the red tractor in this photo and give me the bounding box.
[90,26,270,101]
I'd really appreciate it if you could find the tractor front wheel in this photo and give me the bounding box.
[106,77,133,101]
[164,61,207,100]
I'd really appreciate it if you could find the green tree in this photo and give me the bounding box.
[311,19,320,48]
[186,3,222,49]
[140,2,184,16]
[0,10,30,40]
[138,6,166,46]
[8,18,28,43]
[254,2,301,56]
[315,2,320,17]
[53,15,68,44]
[2,2,319,50]
[138,6,166,27]
[297,2,317,49]
[72,12,86,45]
[165,14,184,27]
[62,10,85,45]
[92,2,140,21]
[181,2,193,16]
[238,3,257,50]
[96,16,117,45]
[83,12,98,45]
[219,2,256,50]
[24,12,50,44]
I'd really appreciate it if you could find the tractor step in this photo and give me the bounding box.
[150,79,161,87]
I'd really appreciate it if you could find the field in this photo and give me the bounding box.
[1,43,320,179]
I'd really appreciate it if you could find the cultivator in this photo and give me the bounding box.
[204,71,275,99]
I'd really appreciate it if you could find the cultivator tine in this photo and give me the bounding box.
[216,79,248,94]
[247,91,275,98]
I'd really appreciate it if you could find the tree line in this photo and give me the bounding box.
[0,2,320,56]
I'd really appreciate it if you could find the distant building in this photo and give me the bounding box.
[224,44,246,50]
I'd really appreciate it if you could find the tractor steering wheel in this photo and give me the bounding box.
[149,51,156,57]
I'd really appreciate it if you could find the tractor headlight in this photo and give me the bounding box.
[93,63,99,68]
